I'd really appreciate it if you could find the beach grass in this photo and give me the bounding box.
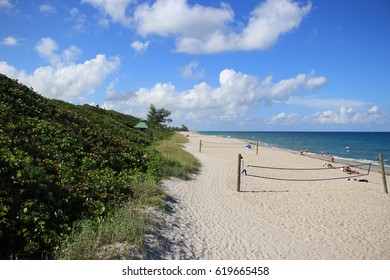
[56,175,165,260]
[57,202,150,259]
[156,132,200,179]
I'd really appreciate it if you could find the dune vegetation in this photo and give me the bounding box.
[0,74,198,259]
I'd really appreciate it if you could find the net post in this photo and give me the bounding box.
[379,154,388,194]
[237,154,242,192]
[256,141,259,156]
[199,140,202,153]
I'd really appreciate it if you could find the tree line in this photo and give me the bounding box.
[146,104,189,132]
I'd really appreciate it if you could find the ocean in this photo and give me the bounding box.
[198,131,390,168]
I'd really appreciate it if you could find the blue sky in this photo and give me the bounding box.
[1,0,389,131]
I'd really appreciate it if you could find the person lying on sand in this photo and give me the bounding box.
[342,166,360,175]
[323,162,333,168]
[342,166,352,174]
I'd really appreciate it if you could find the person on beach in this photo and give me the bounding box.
[342,166,360,175]
[330,154,335,163]
[321,150,324,156]
[343,166,352,174]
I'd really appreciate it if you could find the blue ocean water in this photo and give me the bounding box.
[198,131,390,167]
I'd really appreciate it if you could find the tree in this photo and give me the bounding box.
[147,104,172,128]
[179,124,189,131]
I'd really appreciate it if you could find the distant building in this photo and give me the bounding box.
[134,120,149,132]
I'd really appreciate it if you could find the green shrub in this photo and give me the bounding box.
[0,74,195,259]
[0,74,165,259]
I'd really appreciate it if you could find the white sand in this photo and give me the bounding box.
[148,132,390,260]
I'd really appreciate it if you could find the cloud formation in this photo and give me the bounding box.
[174,0,312,53]
[131,40,149,54]
[69,8,88,32]
[1,36,18,46]
[83,0,312,54]
[81,0,134,27]
[35,37,82,67]
[0,38,120,101]
[134,0,234,38]
[0,0,12,10]
[39,3,56,14]
[104,68,326,122]
[268,105,385,125]
[180,61,205,79]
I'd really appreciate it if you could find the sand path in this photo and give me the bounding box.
[149,132,390,260]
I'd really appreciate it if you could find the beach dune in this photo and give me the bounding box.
[149,132,390,259]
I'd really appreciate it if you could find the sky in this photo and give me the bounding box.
[1,0,389,131]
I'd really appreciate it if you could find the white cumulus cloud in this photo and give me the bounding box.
[175,0,312,53]
[314,106,384,125]
[35,37,59,64]
[134,0,233,38]
[0,54,120,101]
[1,36,18,46]
[268,105,385,125]
[81,0,134,27]
[262,71,327,102]
[35,37,82,67]
[83,0,312,54]
[104,68,326,122]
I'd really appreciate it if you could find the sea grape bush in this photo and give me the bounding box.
[0,74,168,259]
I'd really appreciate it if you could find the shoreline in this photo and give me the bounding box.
[148,131,390,260]
[194,131,390,174]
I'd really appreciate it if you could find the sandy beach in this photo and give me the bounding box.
[147,132,390,260]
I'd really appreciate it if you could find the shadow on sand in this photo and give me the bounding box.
[144,196,196,260]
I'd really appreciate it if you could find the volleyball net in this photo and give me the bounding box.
[238,154,371,185]
[199,140,259,153]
